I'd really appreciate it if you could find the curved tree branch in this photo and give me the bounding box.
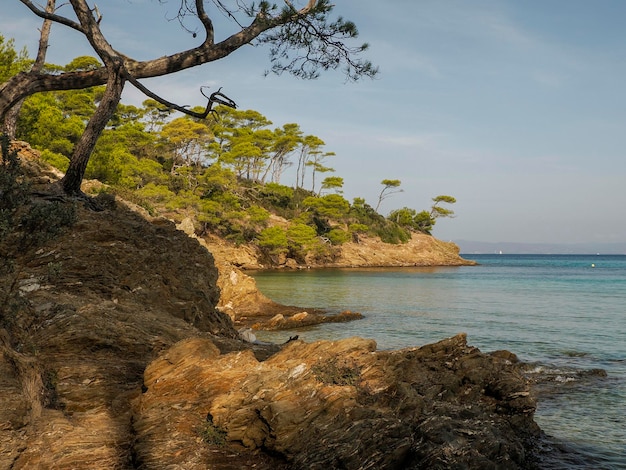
[2,0,56,137]
[5,0,358,101]
[125,71,236,119]
[2,0,374,121]
[68,0,121,67]
[0,68,108,120]
[18,0,83,33]
[196,0,215,45]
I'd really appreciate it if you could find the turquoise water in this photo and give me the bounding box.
[251,255,626,469]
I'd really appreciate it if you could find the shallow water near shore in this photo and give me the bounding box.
[251,254,626,469]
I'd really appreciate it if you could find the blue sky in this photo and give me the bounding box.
[2,1,626,245]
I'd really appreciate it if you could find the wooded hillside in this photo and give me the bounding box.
[2,52,458,266]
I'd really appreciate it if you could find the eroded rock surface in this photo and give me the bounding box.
[134,333,540,469]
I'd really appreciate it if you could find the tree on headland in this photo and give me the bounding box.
[430,195,456,219]
[415,194,456,234]
[318,176,344,195]
[295,135,325,190]
[308,149,335,194]
[1,0,377,195]
[389,195,456,235]
[375,179,402,211]
[266,123,302,184]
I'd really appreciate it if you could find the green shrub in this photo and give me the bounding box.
[302,194,350,219]
[197,199,223,230]
[257,226,288,255]
[86,145,127,184]
[164,191,200,211]
[40,149,70,172]
[259,182,294,208]
[326,228,350,245]
[286,222,319,261]
[414,210,435,234]
[388,207,417,228]
[16,201,77,251]
[286,222,316,246]
[246,205,270,225]
[136,182,175,202]
[375,223,410,244]
[348,223,369,233]
[198,420,227,446]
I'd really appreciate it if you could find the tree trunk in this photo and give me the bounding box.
[2,106,20,139]
[60,67,125,195]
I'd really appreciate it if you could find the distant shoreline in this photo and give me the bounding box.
[455,240,626,255]
[462,252,626,255]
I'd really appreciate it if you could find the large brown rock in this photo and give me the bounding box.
[333,233,475,268]
[133,333,540,469]
[0,148,237,468]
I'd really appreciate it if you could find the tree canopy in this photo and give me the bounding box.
[1,0,377,194]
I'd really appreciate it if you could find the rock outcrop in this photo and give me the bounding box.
[335,233,474,267]
[251,309,363,330]
[133,333,539,469]
[201,228,475,271]
[175,217,285,320]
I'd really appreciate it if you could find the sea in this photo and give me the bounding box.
[250,254,626,469]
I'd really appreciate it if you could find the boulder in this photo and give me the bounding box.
[133,333,540,469]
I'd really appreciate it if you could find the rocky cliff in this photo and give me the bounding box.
[199,224,475,271]
[0,144,541,469]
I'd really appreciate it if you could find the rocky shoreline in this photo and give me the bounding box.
[0,146,543,469]
[174,218,475,332]
[135,333,541,469]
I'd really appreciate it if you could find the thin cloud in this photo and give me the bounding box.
[376,134,440,149]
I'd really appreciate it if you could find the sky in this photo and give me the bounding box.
[2,0,626,246]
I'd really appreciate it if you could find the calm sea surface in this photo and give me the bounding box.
[251,254,626,469]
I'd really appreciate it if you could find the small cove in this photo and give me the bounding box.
[251,254,626,469]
